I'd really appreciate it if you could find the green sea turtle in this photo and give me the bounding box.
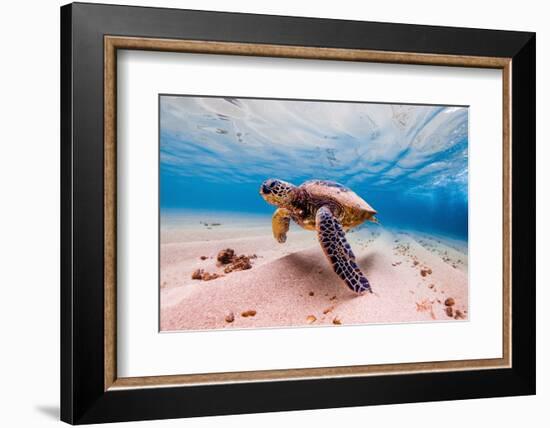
[259,179,378,294]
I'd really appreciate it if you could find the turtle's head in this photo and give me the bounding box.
[260,178,295,207]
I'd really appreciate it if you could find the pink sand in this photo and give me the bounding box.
[160,220,468,331]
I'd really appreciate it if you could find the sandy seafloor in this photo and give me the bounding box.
[160,212,468,332]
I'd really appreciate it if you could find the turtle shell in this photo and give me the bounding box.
[300,180,376,217]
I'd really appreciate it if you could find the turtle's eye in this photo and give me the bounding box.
[262,179,278,193]
[262,183,272,194]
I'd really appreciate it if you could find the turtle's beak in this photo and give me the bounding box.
[259,182,276,205]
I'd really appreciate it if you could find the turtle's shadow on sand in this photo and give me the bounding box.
[282,251,325,276]
[357,252,382,271]
[280,249,383,300]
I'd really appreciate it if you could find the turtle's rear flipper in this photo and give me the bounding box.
[316,206,372,294]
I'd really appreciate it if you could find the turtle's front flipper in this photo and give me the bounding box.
[272,208,291,243]
[315,206,372,293]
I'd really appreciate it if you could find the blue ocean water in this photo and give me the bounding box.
[160,96,468,241]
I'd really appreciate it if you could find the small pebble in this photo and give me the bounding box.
[217,248,235,264]
[306,315,317,324]
[445,307,454,317]
[454,310,465,320]
[444,297,455,307]
[200,256,208,260]
[308,291,315,296]
[225,312,235,323]
[223,255,252,273]
[241,310,257,318]
[191,269,204,280]
[323,306,334,314]
[332,317,342,325]
[202,272,222,281]
[420,268,432,277]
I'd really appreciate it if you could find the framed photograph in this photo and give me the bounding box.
[61,2,535,424]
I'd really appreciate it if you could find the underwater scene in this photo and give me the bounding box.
[159,95,469,331]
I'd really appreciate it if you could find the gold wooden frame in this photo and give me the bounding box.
[104,36,512,391]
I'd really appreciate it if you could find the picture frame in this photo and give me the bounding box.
[60,2,535,424]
